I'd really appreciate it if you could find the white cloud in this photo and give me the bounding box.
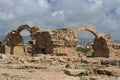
[101,19,118,29]
[0,0,120,39]
[52,10,64,20]
[38,0,49,8]
[116,7,120,16]
[0,12,15,20]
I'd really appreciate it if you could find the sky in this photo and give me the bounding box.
[0,0,120,40]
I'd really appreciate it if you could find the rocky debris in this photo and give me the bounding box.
[81,58,101,65]
[0,54,7,60]
[0,54,119,80]
[81,58,120,67]
[80,76,120,80]
[65,62,75,69]
[100,58,120,66]
[27,55,80,66]
[64,69,88,76]
[14,64,48,70]
[94,67,120,77]
[0,55,25,64]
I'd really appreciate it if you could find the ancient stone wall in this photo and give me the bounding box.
[93,34,112,58]
[50,28,78,57]
[35,28,78,57]
[35,30,53,54]
[74,26,120,58]
[92,33,120,58]
[2,24,40,56]
[1,24,120,58]
[0,41,5,54]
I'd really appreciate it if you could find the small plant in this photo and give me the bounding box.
[28,70,35,73]
[11,75,19,78]
[96,65,105,68]
[90,78,97,80]
[76,48,90,53]
[11,75,26,79]
[1,73,10,77]
[77,71,88,77]
[15,65,30,70]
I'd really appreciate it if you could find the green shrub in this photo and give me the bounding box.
[76,48,90,53]
[77,71,88,77]
[15,65,30,70]
[90,78,97,80]
[96,65,105,68]
[1,73,10,77]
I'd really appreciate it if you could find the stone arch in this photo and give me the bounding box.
[75,26,100,57]
[16,24,41,40]
[3,24,41,55]
[75,26,99,39]
[16,24,32,34]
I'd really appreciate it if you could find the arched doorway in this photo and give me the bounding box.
[75,26,99,57]
[75,26,99,39]
[77,31,95,56]
[20,29,31,53]
[8,25,33,56]
[4,24,41,56]
[14,25,34,56]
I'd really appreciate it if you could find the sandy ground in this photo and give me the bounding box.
[0,64,80,80]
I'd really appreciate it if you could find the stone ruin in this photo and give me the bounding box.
[0,24,120,58]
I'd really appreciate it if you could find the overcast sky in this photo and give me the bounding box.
[0,0,120,40]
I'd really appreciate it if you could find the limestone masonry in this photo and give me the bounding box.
[0,24,120,58]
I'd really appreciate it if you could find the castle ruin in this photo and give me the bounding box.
[0,24,120,58]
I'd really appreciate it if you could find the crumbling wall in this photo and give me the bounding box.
[35,30,53,54]
[50,28,78,57]
[35,28,78,57]
[75,26,120,58]
[93,34,111,58]
[0,41,5,54]
[93,33,120,58]
[2,24,40,56]
[112,44,120,58]
[2,30,24,55]
[1,24,120,58]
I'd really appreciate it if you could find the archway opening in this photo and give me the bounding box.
[20,29,31,44]
[77,31,95,57]
[20,29,32,53]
